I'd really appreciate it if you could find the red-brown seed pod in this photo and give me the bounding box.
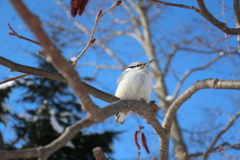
[141,132,150,154]
[115,1,122,6]
[74,0,80,9]
[78,0,89,16]
[134,131,140,150]
[70,0,77,17]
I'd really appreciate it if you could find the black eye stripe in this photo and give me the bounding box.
[127,63,145,68]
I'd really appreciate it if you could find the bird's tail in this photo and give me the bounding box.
[115,112,126,124]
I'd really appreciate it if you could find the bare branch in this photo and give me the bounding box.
[99,1,122,18]
[197,0,240,35]
[121,1,143,39]
[72,1,122,66]
[234,0,240,53]
[9,0,98,115]
[0,73,28,85]
[150,0,240,35]
[7,23,41,46]
[162,45,178,76]
[178,47,225,54]
[0,56,119,103]
[172,52,226,99]
[148,0,200,13]
[234,0,240,24]
[72,38,95,67]
[93,147,108,160]
[57,0,126,68]
[77,62,122,70]
[203,113,240,160]
[187,143,240,159]
[163,79,240,132]
[0,99,159,160]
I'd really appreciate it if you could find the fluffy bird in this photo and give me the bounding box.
[115,60,153,124]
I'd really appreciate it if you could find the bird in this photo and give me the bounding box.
[115,60,153,124]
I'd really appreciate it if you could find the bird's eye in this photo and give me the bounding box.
[127,63,145,69]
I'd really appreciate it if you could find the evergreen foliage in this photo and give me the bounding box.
[0,56,118,160]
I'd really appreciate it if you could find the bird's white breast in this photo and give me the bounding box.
[115,71,152,102]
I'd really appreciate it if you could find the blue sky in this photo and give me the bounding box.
[0,0,240,160]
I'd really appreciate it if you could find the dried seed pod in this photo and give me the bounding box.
[70,0,78,17]
[78,0,89,15]
[70,0,89,17]
[74,0,79,8]
[134,131,140,150]
[141,132,150,154]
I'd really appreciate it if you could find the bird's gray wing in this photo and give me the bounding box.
[117,70,129,84]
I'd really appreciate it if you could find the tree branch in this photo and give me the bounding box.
[197,0,240,35]
[9,0,98,114]
[148,0,200,13]
[150,0,240,35]
[162,45,178,76]
[0,73,28,85]
[234,0,240,53]
[172,52,226,99]
[57,0,126,68]
[203,113,240,160]
[234,0,240,25]
[0,99,159,160]
[188,142,240,159]
[72,1,122,66]
[92,147,108,160]
[0,56,119,103]
[7,23,41,46]
[163,79,240,132]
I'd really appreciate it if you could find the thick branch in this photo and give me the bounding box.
[0,99,160,160]
[234,0,240,25]
[197,0,240,35]
[0,56,119,103]
[9,0,98,114]
[163,79,240,131]
[150,0,240,35]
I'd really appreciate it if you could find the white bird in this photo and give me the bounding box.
[115,60,153,124]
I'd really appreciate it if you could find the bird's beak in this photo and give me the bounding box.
[145,59,153,66]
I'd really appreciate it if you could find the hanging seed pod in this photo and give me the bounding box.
[134,130,140,150]
[141,132,150,154]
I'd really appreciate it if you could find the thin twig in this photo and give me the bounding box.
[188,143,240,159]
[7,23,41,46]
[172,52,226,99]
[71,1,122,66]
[57,0,126,68]
[148,0,200,13]
[0,73,28,85]
[203,113,240,160]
